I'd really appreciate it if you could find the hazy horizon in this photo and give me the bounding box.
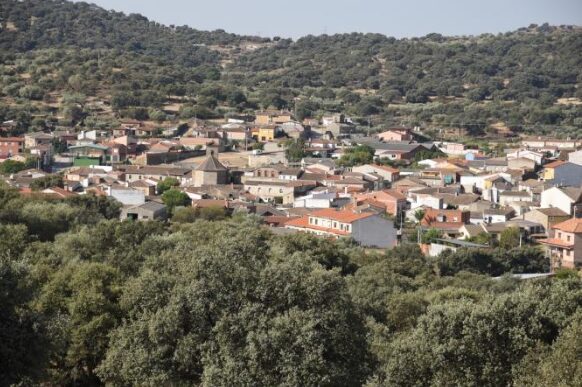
[73,0,582,39]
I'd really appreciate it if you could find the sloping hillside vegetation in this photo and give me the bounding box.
[0,0,580,138]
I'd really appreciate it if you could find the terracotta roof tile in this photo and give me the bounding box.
[539,238,575,248]
[544,160,566,168]
[552,217,582,233]
[309,208,374,223]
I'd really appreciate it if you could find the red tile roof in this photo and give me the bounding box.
[310,208,374,223]
[544,160,566,169]
[538,238,575,249]
[285,216,351,236]
[43,187,76,198]
[0,137,24,142]
[551,217,582,233]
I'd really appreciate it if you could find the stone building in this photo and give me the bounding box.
[193,151,229,187]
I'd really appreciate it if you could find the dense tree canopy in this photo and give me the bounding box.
[0,182,580,385]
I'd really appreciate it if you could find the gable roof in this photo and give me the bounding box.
[544,160,566,169]
[310,208,374,223]
[536,207,570,217]
[560,186,582,201]
[552,217,582,233]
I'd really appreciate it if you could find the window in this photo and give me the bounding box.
[333,222,337,228]
[567,235,571,242]
[558,232,562,238]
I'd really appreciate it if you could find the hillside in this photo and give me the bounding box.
[0,0,581,139]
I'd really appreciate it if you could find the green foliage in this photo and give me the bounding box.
[378,278,582,386]
[251,142,265,150]
[36,262,121,385]
[338,144,376,167]
[499,226,521,249]
[514,312,582,386]
[284,139,307,162]
[421,228,442,244]
[0,191,578,386]
[30,174,64,190]
[0,159,27,174]
[413,209,425,222]
[156,177,180,195]
[172,206,228,222]
[161,189,191,213]
[0,258,48,385]
[435,246,549,277]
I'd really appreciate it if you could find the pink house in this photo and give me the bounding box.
[540,217,582,269]
[377,128,412,142]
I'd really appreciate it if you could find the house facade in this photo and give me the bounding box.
[540,217,582,269]
[285,208,397,248]
[0,137,24,157]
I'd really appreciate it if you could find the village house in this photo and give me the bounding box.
[477,207,516,224]
[24,132,53,149]
[567,149,582,166]
[321,113,344,126]
[421,208,471,238]
[123,165,193,185]
[540,186,582,216]
[539,217,582,269]
[542,160,582,187]
[353,189,407,216]
[498,190,533,207]
[106,185,145,206]
[280,121,309,139]
[320,174,373,192]
[507,157,536,171]
[293,190,350,209]
[484,219,544,243]
[362,141,425,161]
[418,167,460,187]
[351,164,400,183]
[64,167,109,187]
[392,176,428,195]
[523,207,571,235]
[129,179,157,196]
[121,201,167,221]
[467,157,508,173]
[507,149,544,165]
[0,137,24,157]
[255,110,293,125]
[252,125,280,141]
[285,208,397,248]
[67,144,110,166]
[244,179,316,205]
[179,137,222,150]
[377,127,413,142]
[522,138,579,152]
[253,165,303,180]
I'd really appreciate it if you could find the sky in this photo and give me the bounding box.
[74,0,582,39]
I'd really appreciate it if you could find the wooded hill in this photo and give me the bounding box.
[0,0,581,138]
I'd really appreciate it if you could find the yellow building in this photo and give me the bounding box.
[252,126,277,141]
[543,160,565,181]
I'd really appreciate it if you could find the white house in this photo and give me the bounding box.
[540,186,582,216]
[507,149,544,165]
